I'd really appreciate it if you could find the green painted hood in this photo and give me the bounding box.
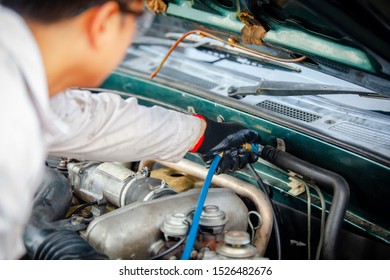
[153,0,389,95]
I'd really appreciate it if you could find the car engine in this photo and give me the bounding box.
[23,157,273,260]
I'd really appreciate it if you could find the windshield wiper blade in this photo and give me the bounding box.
[165,33,302,73]
[227,79,382,98]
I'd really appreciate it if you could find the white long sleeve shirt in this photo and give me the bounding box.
[0,6,201,259]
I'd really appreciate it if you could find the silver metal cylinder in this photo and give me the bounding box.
[97,162,136,206]
[68,162,175,207]
[216,231,259,258]
[154,158,273,256]
[201,230,264,260]
[161,213,188,238]
[199,205,228,234]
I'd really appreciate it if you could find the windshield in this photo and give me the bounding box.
[119,14,390,162]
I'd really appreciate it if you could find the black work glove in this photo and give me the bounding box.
[191,115,261,174]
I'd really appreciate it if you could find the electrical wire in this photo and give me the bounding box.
[293,176,327,260]
[150,237,187,260]
[248,163,282,260]
[300,179,312,260]
[310,184,326,260]
[68,201,98,217]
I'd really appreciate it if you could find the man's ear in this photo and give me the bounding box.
[83,1,121,48]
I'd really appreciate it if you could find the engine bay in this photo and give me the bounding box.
[24,157,273,260]
[23,148,390,260]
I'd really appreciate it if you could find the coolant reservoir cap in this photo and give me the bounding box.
[161,213,188,237]
[199,205,229,227]
[216,231,258,259]
[224,230,251,246]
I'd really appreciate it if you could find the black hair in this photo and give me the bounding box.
[0,0,132,23]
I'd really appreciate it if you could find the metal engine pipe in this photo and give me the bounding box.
[153,158,273,256]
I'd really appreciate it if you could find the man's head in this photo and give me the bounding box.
[1,0,145,95]
[0,0,144,23]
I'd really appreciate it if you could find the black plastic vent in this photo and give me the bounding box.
[256,100,322,123]
[314,57,350,74]
[159,67,218,90]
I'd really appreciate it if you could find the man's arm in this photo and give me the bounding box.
[48,89,203,162]
[48,89,261,173]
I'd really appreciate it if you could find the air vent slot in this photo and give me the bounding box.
[256,100,322,123]
[314,57,350,74]
[159,67,218,90]
[330,122,390,148]
[124,53,138,61]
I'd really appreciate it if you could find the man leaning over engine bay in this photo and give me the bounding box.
[0,0,262,259]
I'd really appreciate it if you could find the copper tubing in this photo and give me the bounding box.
[150,29,306,79]
[151,158,273,256]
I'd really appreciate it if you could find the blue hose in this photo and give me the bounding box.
[180,154,222,260]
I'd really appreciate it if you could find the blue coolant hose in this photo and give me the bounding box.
[180,154,222,260]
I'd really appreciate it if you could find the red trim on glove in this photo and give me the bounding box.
[189,114,205,153]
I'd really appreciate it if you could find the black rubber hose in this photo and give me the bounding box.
[261,145,350,260]
[33,230,108,260]
[23,166,108,260]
